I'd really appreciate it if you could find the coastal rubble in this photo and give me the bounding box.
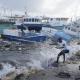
[0,39,79,80]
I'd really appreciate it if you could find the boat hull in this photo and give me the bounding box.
[17,23,43,32]
[1,34,47,43]
[23,23,43,27]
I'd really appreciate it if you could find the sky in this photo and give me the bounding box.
[0,0,80,17]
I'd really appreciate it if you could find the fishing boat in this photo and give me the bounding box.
[63,19,80,38]
[1,16,48,43]
[1,29,47,43]
[15,16,44,32]
[47,17,69,30]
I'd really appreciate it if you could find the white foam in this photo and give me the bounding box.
[25,42,80,70]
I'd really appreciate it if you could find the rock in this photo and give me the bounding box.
[15,74,25,80]
[75,51,80,57]
[4,44,11,48]
[79,66,80,70]
[0,63,3,70]
[68,55,76,61]
[77,42,80,45]
[51,61,58,67]
[56,72,71,78]
[75,77,80,80]
[47,58,59,68]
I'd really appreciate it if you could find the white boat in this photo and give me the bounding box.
[63,19,80,38]
[15,16,45,32]
[47,18,69,29]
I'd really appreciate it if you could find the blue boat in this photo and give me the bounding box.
[1,16,48,43]
[1,32,47,43]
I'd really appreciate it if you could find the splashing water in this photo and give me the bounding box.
[26,42,61,70]
[26,41,80,70]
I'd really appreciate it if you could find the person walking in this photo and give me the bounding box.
[56,37,69,63]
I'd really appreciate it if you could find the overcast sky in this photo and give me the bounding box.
[0,0,80,17]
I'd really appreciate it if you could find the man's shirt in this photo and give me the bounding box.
[57,40,68,50]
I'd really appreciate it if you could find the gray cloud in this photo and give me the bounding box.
[50,0,77,16]
[0,0,43,12]
[0,0,80,17]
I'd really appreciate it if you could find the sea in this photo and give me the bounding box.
[0,23,15,34]
[0,23,65,69]
[0,23,79,77]
[0,23,65,34]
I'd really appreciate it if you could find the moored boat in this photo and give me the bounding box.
[1,16,48,43]
[63,19,80,38]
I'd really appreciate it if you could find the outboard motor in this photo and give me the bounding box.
[17,24,26,36]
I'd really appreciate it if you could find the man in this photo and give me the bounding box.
[56,37,69,63]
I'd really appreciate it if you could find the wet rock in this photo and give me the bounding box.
[4,44,11,48]
[56,72,71,78]
[0,63,3,70]
[15,74,25,80]
[75,77,80,80]
[51,61,58,67]
[75,51,80,59]
[77,42,80,45]
[79,66,80,70]
[68,55,76,61]
[43,58,57,69]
